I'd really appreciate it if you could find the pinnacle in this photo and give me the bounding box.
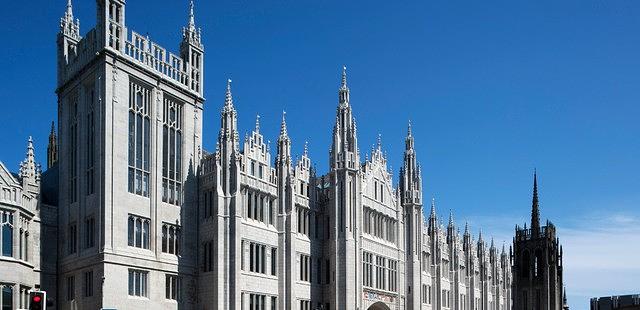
[279,111,288,138]
[341,65,348,89]
[224,79,233,107]
[255,114,260,133]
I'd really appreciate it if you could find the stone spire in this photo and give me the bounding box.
[60,0,80,39]
[338,65,350,106]
[182,0,202,48]
[20,137,40,185]
[47,121,58,169]
[255,114,260,133]
[563,287,570,310]
[280,111,288,138]
[331,66,358,169]
[531,170,541,237]
[224,79,234,109]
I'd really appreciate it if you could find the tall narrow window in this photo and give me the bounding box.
[165,274,181,301]
[271,247,277,275]
[86,87,95,195]
[162,96,183,205]
[68,223,77,254]
[161,223,181,255]
[84,270,93,297]
[128,269,148,297]
[67,276,75,301]
[69,95,79,202]
[1,211,14,257]
[128,82,151,197]
[128,215,150,249]
[85,217,95,248]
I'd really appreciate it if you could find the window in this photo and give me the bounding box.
[362,252,373,287]
[249,293,266,310]
[271,296,277,310]
[85,217,95,248]
[203,241,214,272]
[299,299,310,310]
[69,95,78,202]
[86,87,95,195]
[128,269,148,297]
[271,247,277,275]
[84,270,93,297]
[297,207,310,236]
[325,259,330,284]
[67,276,75,301]
[1,211,13,257]
[127,215,150,249]
[388,260,398,292]
[128,82,151,197]
[299,254,310,282]
[68,223,77,254]
[375,256,386,290]
[248,242,266,274]
[1,285,13,310]
[162,96,183,205]
[161,223,181,255]
[165,274,181,301]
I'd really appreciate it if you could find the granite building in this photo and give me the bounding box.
[0,0,515,309]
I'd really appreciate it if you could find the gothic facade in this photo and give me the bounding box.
[0,0,516,309]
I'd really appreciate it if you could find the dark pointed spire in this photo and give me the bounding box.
[464,222,470,236]
[531,169,541,236]
[448,209,454,227]
[47,121,58,169]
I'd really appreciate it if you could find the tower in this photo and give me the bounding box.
[512,172,565,310]
[400,121,423,309]
[55,0,204,308]
[329,66,361,310]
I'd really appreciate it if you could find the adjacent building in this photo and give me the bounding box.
[511,173,567,310]
[591,295,640,310]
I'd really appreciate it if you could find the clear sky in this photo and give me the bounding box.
[1,0,639,308]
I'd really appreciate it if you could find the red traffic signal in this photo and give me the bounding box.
[29,290,46,310]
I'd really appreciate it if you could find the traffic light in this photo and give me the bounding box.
[29,290,46,310]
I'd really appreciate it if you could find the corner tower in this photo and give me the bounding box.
[400,121,423,309]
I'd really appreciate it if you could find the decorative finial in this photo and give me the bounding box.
[377,134,382,150]
[280,111,288,137]
[304,141,309,157]
[189,0,195,28]
[341,65,348,89]
[66,0,74,19]
[464,222,469,235]
[430,198,436,217]
[255,114,260,133]
[407,120,413,137]
[448,209,454,227]
[225,79,233,107]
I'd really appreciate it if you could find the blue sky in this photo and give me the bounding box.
[1,0,639,308]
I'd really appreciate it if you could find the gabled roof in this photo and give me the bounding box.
[0,161,20,188]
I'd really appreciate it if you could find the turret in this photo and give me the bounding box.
[400,121,422,205]
[19,137,41,188]
[180,0,204,94]
[428,198,437,236]
[57,0,81,85]
[47,121,58,169]
[330,66,359,170]
[447,210,455,244]
[217,79,240,195]
[276,112,292,170]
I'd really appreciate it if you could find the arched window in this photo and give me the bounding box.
[1,211,14,257]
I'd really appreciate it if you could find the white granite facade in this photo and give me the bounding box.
[1,1,513,309]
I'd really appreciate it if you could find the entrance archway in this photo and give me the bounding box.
[368,301,391,310]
